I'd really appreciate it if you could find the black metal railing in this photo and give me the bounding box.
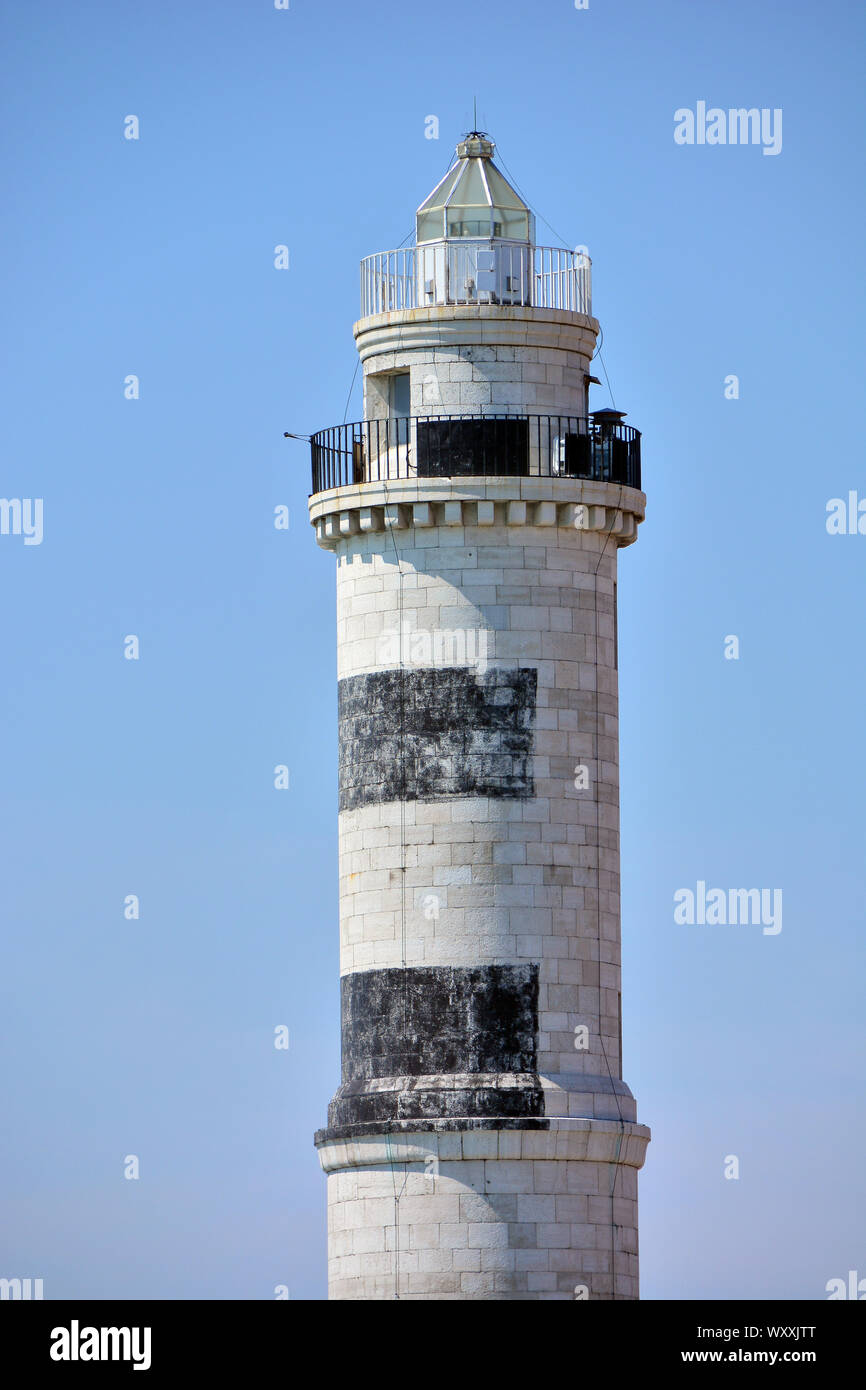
[310,414,641,496]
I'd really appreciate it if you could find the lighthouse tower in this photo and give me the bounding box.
[308,132,650,1300]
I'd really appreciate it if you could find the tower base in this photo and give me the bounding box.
[317,1121,650,1300]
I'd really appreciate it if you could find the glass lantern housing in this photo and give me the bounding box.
[416,134,534,245]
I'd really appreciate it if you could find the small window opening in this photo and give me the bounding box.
[389,373,410,418]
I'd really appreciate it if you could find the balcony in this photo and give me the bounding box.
[360,244,591,318]
[310,414,641,497]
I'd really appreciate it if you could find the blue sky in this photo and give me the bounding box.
[1,0,863,1300]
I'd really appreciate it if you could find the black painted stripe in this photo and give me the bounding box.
[325,1078,544,1129]
[325,964,542,1129]
[338,666,536,812]
[314,1116,551,1145]
[341,964,539,1080]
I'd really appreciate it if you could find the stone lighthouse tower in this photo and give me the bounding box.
[308,132,650,1300]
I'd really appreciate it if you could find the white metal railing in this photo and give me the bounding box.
[360,243,592,318]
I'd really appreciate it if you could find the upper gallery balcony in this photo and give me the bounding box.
[360,243,592,318]
[359,131,592,318]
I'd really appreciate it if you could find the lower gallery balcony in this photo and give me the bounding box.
[310,413,641,497]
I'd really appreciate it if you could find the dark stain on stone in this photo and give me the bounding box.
[338,666,537,812]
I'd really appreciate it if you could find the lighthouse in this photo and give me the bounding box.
[308,132,650,1300]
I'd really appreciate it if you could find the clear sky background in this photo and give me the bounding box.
[1,0,863,1301]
